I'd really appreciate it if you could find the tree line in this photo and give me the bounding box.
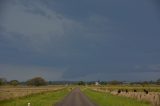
[0,77,160,86]
[0,77,47,86]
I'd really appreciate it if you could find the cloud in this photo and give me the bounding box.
[133,64,160,72]
[0,1,113,81]
[0,0,82,52]
[149,64,160,71]
[62,71,160,81]
[7,1,77,34]
[0,64,65,81]
[0,0,112,53]
[1,0,159,81]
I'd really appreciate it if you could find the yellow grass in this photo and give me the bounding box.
[88,85,160,106]
[0,85,65,101]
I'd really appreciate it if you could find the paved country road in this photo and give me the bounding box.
[55,88,97,106]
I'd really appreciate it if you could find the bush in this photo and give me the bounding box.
[108,80,123,85]
[78,81,85,85]
[0,78,7,85]
[9,80,19,86]
[156,78,160,85]
[26,77,47,86]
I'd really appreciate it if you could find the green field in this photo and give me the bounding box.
[84,89,151,106]
[0,88,69,106]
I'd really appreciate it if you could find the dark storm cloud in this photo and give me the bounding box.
[0,0,160,81]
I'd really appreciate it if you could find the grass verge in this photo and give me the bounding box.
[83,89,151,106]
[0,88,69,106]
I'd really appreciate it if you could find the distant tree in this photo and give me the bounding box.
[99,81,107,85]
[140,81,149,87]
[9,80,19,86]
[48,81,53,85]
[156,78,160,85]
[108,80,122,85]
[78,81,85,85]
[26,77,47,86]
[0,78,7,85]
[0,78,4,85]
[87,81,95,85]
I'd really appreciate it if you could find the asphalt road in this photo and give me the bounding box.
[55,88,97,106]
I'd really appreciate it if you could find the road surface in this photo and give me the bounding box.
[55,88,97,106]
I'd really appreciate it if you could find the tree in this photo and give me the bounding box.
[100,81,107,85]
[9,80,19,86]
[78,81,85,85]
[108,80,123,85]
[26,77,47,86]
[156,78,160,85]
[140,81,149,87]
[0,78,7,85]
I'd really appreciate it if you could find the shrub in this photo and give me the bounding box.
[26,77,47,86]
[78,81,85,85]
[156,78,160,85]
[0,78,7,85]
[108,80,123,85]
[9,80,19,86]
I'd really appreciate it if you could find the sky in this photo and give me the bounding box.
[0,0,160,81]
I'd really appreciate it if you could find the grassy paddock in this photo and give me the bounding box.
[83,89,151,106]
[0,85,65,101]
[0,88,69,106]
[89,85,160,92]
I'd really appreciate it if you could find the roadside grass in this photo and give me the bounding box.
[0,88,69,106]
[84,89,151,106]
